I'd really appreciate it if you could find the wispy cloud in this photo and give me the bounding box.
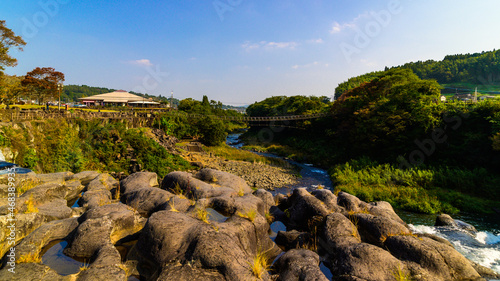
[330,13,370,34]
[242,40,298,51]
[128,59,153,67]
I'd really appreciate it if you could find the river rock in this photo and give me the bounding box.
[253,189,275,211]
[351,213,411,247]
[286,188,330,230]
[384,234,482,280]
[120,172,159,194]
[275,230,311,250]
[35,172,74,185]
[75,243,127,281]
[0,213,46,258]
[311,189,342,212]
[273,249,328,281]
[14,217,79,261]
[78,203,146,244]
[37,199,72,221]
[79,189,112,209]
[435,214,458,228]
[64,216,114,258]
[133,209,280,281]
[0,263,69,281]
[195,168,253,194]
[122,186,174,217]
[162,171,235,199]
[67,171,100,186]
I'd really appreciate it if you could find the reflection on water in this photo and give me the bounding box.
[41,240,86,276]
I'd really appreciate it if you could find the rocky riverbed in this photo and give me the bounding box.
[1,169,499,281]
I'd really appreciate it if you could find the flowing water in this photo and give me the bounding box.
[227,133,500,276]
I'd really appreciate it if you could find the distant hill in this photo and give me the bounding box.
[335,49,500,99]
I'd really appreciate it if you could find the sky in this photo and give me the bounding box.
[2,0,500,105]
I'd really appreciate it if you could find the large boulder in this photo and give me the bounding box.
[195,168,253,195]
[286,188,330,230]
[162,171,235,200]
[133,210,280,281]
[274,249,328,281]
[0,263,70,281]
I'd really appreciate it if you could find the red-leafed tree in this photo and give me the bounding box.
[21,67,65,105]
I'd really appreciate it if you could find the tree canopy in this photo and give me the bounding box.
[21,67,65,104]
[246,95,331,117]
[329,68,442,161]
[0,20,26,71]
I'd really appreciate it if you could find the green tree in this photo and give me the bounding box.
[21,67,65,105]
[329,69,442,161]
[0,20,26,72]
[197,116,227,146]
[0,74,25,106]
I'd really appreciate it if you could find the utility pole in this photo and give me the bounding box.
[170,90,173,109]
[474,87,478,103]
[57,83,63,111]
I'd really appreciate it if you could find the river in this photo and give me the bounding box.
[227,133,500,276]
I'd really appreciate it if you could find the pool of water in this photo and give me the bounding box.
[41,240,86,276]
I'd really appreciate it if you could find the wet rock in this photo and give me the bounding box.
[274,249,328,281]
[435,214,458,228]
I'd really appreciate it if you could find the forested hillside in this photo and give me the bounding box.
[335,49,500,99]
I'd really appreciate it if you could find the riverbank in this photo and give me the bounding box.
[1,170,498,280]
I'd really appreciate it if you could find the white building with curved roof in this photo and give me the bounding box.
[78,90,160,107]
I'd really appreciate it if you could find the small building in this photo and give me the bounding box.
[440,96,447,102]
[78,90,159,107]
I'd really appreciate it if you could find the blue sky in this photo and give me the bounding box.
[2,0,500,105]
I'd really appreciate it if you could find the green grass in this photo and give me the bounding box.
[330,159,500,214]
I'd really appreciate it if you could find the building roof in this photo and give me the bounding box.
[79,90,148,103]
[128,101,160,105]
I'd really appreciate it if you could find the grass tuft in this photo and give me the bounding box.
[195,207,210,224]
[237,209,258,222]
[392,264,413,281]
[16,252,41,264]
[248,248,271,279]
